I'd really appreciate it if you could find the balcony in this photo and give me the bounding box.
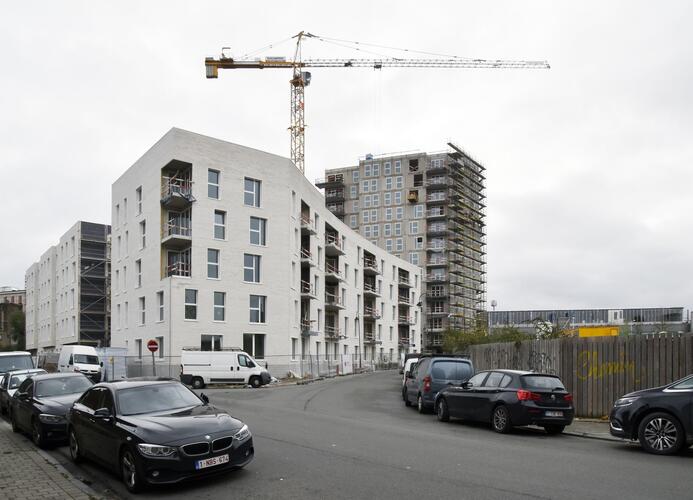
[397,275,412,288]
[428,334,444,346]
[363,258,380,275]
[426,160,447,173]
[326,204,345,216]
[301,319,319,337]
[426,324,445,333]
[324,325,343,340]
[426,289,448,298]
[161,222,192,250]
[363,333,381,345]
[161,177,195,210]
[426,193,447,205]
[427,257,447,267]
[398,337,411,346]
[300,280,317,299]
[363,305,381,320]
[398,294,411,306]
[325,234,345,256]
[398,316,415,325]
[363,282,380,297]
[166,261,191,278]
[426,208,446,219]
[425,177,448,187]
[300,214,316,235]
[325,291,345,311]
[315,173,344,189]
[324,263,343,283]
[426,273,447,283]
[325,188,345,202]
[427,223,447,236]
[300,247,315,267]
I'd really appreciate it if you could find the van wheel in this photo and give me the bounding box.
[249,376,262,388]
[417,394,428,414]
[192,377,205,389]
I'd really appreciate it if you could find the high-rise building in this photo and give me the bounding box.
[317,143,486,350]
[25,221,111,352]
[110,128,423,376]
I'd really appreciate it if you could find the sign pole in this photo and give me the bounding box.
[147,339,159,377]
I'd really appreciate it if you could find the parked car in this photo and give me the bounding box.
[67,378,254,493]
[0,369,46,415]
[180,349,270,389]
[401,356,419,388]
[9,372,93,447]
[434,370,574,434]
[399,353,420,375]
[57,345,103,383]
[403,354,474,413]
[609,374,693,455]
[0,351,35,375]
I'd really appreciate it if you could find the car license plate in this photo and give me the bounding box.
[545,411,563,417]
[195,454,229,470]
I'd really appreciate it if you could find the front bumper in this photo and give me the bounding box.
[608,406,635,439]
[41,421,69,442]
[509,403,574,427]
[137,437,254,485]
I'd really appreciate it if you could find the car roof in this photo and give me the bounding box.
[31,372,90,382]
[5,369,46,376]
[0,351,31,356]
[98,378,181,391]
[478,369,560,377]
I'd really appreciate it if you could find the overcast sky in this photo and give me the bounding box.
[2,1,692,311]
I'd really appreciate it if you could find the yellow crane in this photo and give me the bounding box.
[205,31,549,174]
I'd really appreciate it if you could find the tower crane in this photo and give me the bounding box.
[205,31,550,174]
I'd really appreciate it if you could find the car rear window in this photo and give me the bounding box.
[430,360,473,381]
[521,375,565,390]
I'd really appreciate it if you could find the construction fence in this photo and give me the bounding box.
[467,332,693,418]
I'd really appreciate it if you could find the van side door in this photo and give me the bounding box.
[236,354,255,384]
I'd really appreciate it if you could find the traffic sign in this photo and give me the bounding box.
[147,339,159,353]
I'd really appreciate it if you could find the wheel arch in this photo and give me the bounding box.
[633,408,682,440]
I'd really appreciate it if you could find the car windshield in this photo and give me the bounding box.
[10,373,34,389]
[117,384,202,416]
[521,375,565,390]
[0,355,34,373]
[430,360,473,381]
[36,376,93,397]
[73,354,99,364]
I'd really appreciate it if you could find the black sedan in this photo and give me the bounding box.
[9,372,93,447]
[67,378,254,493]
[609,374,693,455]
[434,370,574,434]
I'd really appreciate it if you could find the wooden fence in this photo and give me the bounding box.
[467,333,693,418]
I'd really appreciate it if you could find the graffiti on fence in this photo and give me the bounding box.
[576,351,639,382]
[482,345,521,370]
[527,350,557,375]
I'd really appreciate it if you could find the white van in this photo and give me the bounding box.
[180,349,271,389]
[0,351,35,375]
[58,345,102,382]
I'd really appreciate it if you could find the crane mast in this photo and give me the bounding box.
[205,32,550,174]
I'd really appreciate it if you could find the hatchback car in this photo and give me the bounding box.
[609,374,693,455]
[9,372,93,447]
[0,369,46,415]
[403,355,474,413]
[434,370,574,434]
[67,378,254,493]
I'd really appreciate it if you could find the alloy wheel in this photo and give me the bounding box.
[69,430,81,462]
[643,417,677,451]
[121,450,139,491]
[492,406,511,433]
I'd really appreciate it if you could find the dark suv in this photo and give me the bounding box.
[403,355,474,413]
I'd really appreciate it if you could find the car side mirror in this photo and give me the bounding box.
[200,393,209,405]
[17,392,28,400]
[462,381,471,389]
[94,407,112,419]
[100,361,104,367]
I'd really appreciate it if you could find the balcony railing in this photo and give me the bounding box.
[398,316,415,325]
[161,177,194,207]
[363,258,380,274]
[166,261,191,277]
[398,295,411,305]
[426,274,447,282]
[300,214,313,227]
[364,282,379,295]
[324,263,342,280]
[363,306,381,319]
[324,325,341,339]
[426,208,445,218]
[300,280,316,297]
[162,221,191,238]
[397,275,411,287]
[325,291,343,307]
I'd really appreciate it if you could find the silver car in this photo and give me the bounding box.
[0,369,46,414]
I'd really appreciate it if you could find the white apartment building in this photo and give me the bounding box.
[110,128,423,374]
[25,221,111,352]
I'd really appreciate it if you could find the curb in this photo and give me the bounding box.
[563,430,622,443]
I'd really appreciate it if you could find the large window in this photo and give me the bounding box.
[352,170,359,183]
[249,295,266,323]
[157,291,164,321]
[201,335,223,351]
[139,220,146,248]
[135,259,142,288]
[185,289,197,320]
[214,291,225,321]
[208,169,220,199]
[243,333,266,359]
[250,217,266,245]
[244,254,261,283]
[244,177,261,207]
[138,296,145,325]
[208,249,220,279]
[214,210,226,240]
[136,186,142,215]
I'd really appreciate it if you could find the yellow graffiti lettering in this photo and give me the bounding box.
[576,351,637,382]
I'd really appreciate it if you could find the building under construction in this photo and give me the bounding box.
[317,143,486,352]
[25,221,111,352]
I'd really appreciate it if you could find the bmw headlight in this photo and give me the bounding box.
[39,414,66,424]
[137,443,178,458]
[233,424,251,441]
[614,396,639,408]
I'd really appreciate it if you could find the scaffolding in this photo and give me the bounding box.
[78,222,111,346]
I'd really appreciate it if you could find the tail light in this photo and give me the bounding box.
[517,390,541,401]
[423,375,432,393]
[564,393,573,402]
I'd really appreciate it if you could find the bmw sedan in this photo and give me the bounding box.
[9,372,93,447]
[609,374,693,455]
[67,378,254,493]
[434,370,574,434]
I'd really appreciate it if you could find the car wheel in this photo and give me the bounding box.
[192,377,205,390]
[403,389,411,407]
[638,412,684,455]
[69,428,82,463]
[436,398,450,422]
[417,394,427,414]
[544,424,565,435]
[492,405,512,434]
[32,419,45,448]
[121,448,143,493]
[10,409,20,433]
[249,376,261,388]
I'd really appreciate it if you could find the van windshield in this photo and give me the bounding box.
[430,360,473,381]
[0,355,34,373]
[73,354,99,365]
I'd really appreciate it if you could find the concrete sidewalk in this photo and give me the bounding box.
[0,420,103,500]
[564,418,622,442]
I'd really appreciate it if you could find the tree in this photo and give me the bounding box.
[9,310,25,350]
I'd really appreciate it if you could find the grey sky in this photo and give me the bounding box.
[1,1,691,311]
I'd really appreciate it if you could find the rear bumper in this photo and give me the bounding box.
[509,404,574,427]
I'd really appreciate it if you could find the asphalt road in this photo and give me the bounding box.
[36,371,693,499]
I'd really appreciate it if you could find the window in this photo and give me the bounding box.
[370,179,378,191]
[415,236,424,249]
[350,185,357,198]
[157,291,164,321]
[135,259,142,288]
[139,220,146,248]
[352,170,359,183]
[395,176,403,189]
[135,339,142,359]
[208,169,220,199]
[249,295,266,323]
[362,210,370,224]
[124,230,129,256]
[409,252,419,265]
[385,208,393,221]
[394,191,402,205]
[156,336,164,358]
[372,163,380,177]
[250,217,266,245]
[394,223,402,236]
[414,204,424,218]
[384,192,391,206]
[361,180,369,193]
[364,225,371,238]
[395,238,404,252]
[384,223,392,237]
[291,338,298,359]
[185,289,197,320]
[372,224,380,238]
[394,160,401,174]
[353,200,359,211]
[201,335,223,351]
[207,249,220,279]
[385,239,393,252]
[115,204,120,227]
[364,164,372,177]
[214,291,225,321]
[214,211,226,240]
[244,177,261,207]
[350,215,358,228]
[136,186,142,215]
[385,177,393,190]
[372,193,380,207]
[244,254,261,283]
[364,195,371,208]
[370,209,378,222]
[395,207,404,220]
[409,221,419,234]
[138,296,145,325]
[384,162,391,175]
[243,333,266,359]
